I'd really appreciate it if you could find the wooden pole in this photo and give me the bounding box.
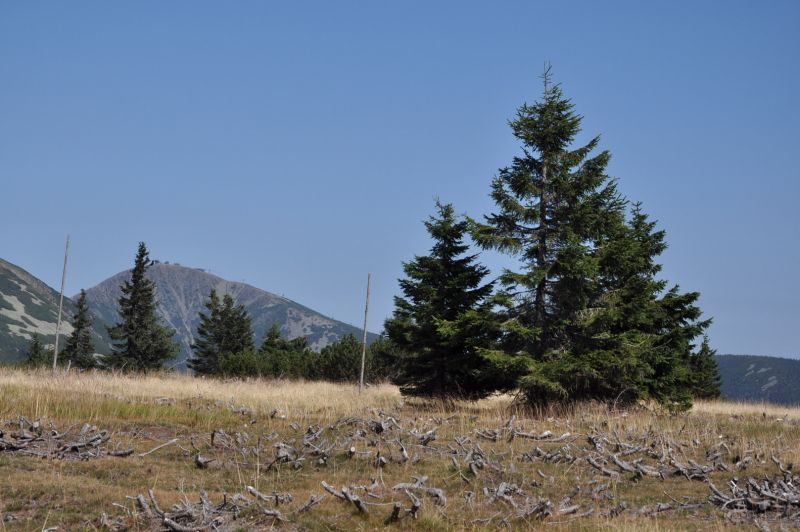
[52,234,70,371]
[358,273,371,394]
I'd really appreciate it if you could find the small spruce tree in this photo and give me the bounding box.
[385,201,507,400]
[189,290,255,375]
[256,324,313,378]
[188,289,223,375]
[689,337,722,399]
[61,289,96,369]
[24,334,52,367]
[312,334,362,382]
[107,242,179,371]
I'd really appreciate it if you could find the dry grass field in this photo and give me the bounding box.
[1,368,799,531]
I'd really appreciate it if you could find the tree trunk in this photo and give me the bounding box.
[534,162,548,350]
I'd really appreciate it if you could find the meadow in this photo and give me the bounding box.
[1,368,798,530]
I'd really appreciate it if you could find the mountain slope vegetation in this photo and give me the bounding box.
[716,354,800,406]
[0,258,112,362]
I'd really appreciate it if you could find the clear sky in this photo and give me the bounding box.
[1,1,798,357]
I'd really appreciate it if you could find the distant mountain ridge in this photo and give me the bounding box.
[716,354,800,406]
[0,258,112,362]
[82,262,376,370]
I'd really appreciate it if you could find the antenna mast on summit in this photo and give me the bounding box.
[52,235,70,371]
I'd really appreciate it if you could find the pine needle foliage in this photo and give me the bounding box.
[689,337,722,399]
[188,290,255,375]
[386,201,509,400]
[471,66,719,409]
[107,242,179,371]
[24,334,52,368]
[61,289,96,369]
[308,334,396,383]
[217,325,314,379]
[311,334,363,382]
[256,325,314,378]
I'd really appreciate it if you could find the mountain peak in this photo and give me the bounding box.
[82,264,374,370]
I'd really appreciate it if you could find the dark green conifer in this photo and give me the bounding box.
[189,290,254,375]
[188,289,222,375]
[107,242,178,371]
[218,324,313,379]
[472,67,715,409]
[689,337,722,399]
[259,324,282,352]
[219,294,255,354]
[521,203,714,409]
[313,334,362,382]
[24,334,51,367]
[259,326,313,378]
[385,201,506,400]
[366,334,402,382]
[471,66,625,377]
[61,289,96,369]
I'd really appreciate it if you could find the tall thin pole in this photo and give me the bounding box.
[52,235,70,370]
[358,273,371,394]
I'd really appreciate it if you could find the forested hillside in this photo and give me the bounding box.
[716,354,800,406]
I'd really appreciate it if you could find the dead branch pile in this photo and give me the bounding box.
[111,488,285,531]
[0,416,130,460]
[708,457,800,526]
[176,412,710,524]
[80,404,800,528]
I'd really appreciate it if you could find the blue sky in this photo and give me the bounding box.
[1,1,798,356]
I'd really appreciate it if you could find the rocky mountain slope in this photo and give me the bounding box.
[716,354,800,406]
[82,262,375,370]
[0,258,112,363]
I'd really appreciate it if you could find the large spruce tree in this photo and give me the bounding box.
[107,242,178,371]
[385,201,507,400]
[61,289,96,369]
[472,67,716,408]
[189,289,255,375]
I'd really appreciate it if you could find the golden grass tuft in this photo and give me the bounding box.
[692,398,800,418]
[0,367,401,421]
